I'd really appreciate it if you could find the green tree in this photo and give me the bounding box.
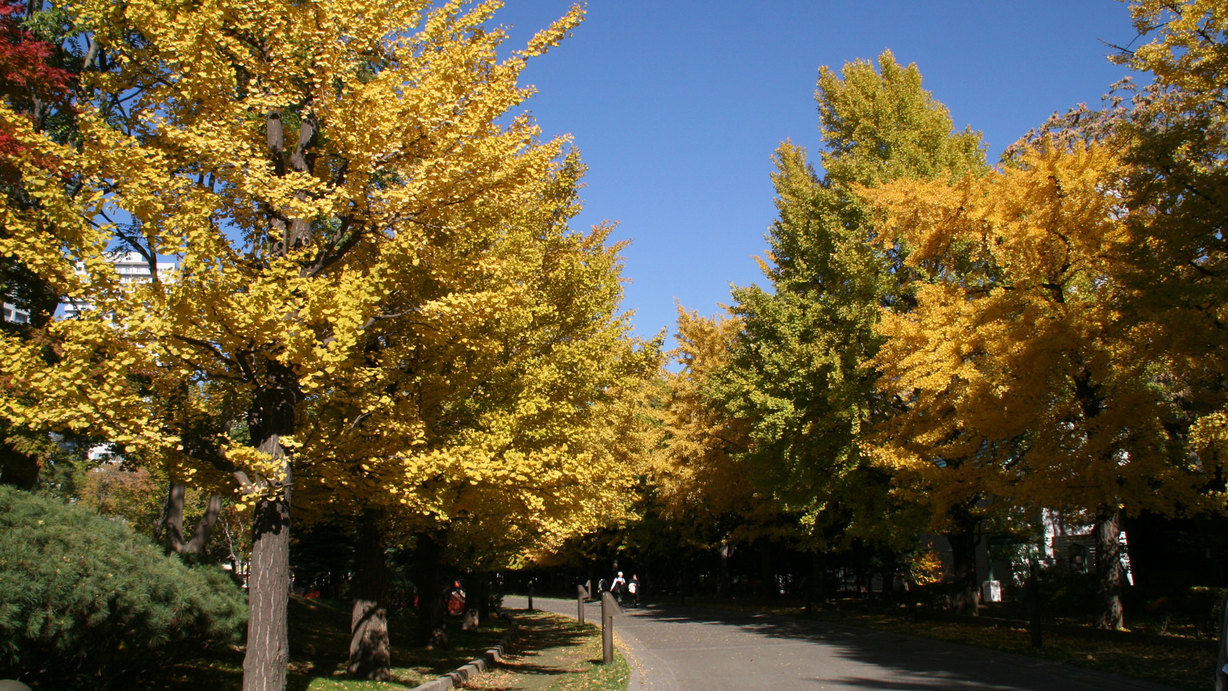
[0,486,247,686]
[717,52,984,605]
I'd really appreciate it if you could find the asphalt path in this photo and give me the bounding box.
[503,595,1180,691]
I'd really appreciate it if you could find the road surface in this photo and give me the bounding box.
[503,595,1180,691]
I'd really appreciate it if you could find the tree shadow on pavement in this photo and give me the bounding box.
[618,603,1184,691]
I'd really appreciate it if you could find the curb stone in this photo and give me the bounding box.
[410,613,519,691]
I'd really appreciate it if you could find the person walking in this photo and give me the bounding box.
[611,571,627,604]
[628,574,641,606]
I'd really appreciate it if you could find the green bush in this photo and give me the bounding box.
[0,486,247,685]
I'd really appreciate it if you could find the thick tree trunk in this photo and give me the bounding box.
[413,531,447,646]
[948,524,979,616]
[349,509,391,680]
[242,362,299,691]
[243,486,292,691]
[165,482,223,556]
[1094,506,1125,630]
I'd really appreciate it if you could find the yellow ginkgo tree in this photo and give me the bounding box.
[0,0,657,687]
[863,141,1199,629]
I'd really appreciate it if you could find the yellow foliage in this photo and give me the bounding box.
[650,307,784,543]
[863,141,1189,522]
[0,0,647,567]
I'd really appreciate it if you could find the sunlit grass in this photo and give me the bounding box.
[465,610,630,691]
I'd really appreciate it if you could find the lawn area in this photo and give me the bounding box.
[153,596,511,690]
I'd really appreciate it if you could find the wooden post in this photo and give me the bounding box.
[577,584,589,625]
[601,591,621,664]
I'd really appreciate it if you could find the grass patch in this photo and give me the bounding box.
[466,610,630,691]
[153,596,508,690]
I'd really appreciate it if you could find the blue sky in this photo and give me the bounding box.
[494,1,1144,345]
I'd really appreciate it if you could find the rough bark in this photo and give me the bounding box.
[1094,506,1125,630]
[165,482,223,556]
[243,485,292,691]
[242,361,299,691]
[239,99,313,690]
[348,509,391,680]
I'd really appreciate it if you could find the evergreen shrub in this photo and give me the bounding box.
[0,486,247,685]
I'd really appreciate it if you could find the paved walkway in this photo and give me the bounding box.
[505,596,1179,691]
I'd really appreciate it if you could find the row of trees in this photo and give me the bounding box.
[653,0,1227,630]
[2,0,1224,686]
[0,0,659,688]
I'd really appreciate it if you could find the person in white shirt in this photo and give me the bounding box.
[611,571,627,603]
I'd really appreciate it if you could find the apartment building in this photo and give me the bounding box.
[61,251,177,319]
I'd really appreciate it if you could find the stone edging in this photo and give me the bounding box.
[409,612,520,691]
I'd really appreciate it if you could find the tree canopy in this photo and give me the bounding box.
[0,0,656,686]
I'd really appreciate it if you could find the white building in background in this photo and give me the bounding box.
[61,251,177,318]
[2,302,30,324]
[1042,508,1134,585]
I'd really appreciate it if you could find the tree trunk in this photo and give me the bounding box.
[881,549,898,605]
[349,509,391,680]
[948,524,979,616]
[1025,559,1044,649]
[1094,506,1125,630]
[165,481,223,557]
[243,486,292,691]
[811,551,828,608]
[242,362,298,691]
[413,530,447,646]
[718,538,733,597]
[471,573,491,622]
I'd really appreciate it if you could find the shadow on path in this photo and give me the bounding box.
[527,597,1180,690]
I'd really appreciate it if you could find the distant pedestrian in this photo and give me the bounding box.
[446,580,466,616]
[598,577,607,595]
[628,574,641,606]
[611,571,627,604]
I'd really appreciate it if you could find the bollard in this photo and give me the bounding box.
[600,590,621,664]
[577,584,589,625]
